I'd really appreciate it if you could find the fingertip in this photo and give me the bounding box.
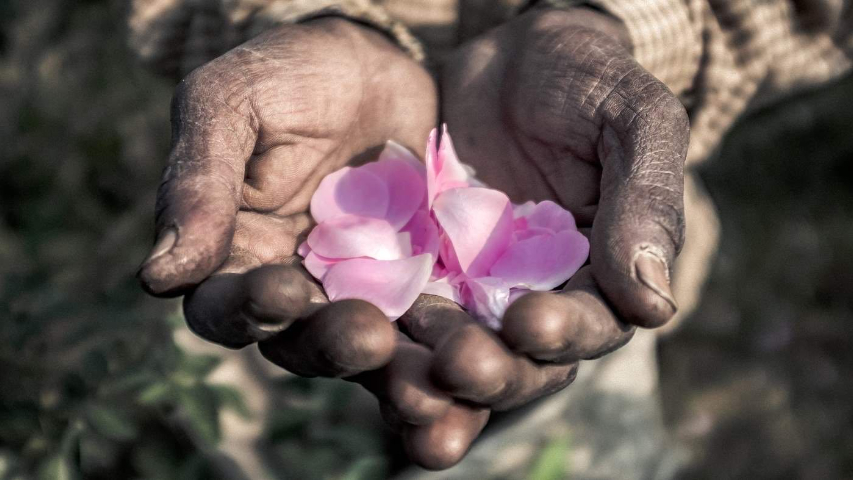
[594,250,678,329]
[261,299,396,377]
[325,299,397,371]
[138,219,234,297]
[500,292,575,359]
[182,273,258,349]
[243,264,317,330]
[431,324,514,403]
[403,404,489,470]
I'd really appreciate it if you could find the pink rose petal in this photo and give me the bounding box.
[401,209,440,257]
[378,140,427,174]
[433,187,514,278]
[460,277,511,330]
[307,215,410,261]
[489,229,589,290]
[362,154,427,228]
[426,127,470,206]
[303,251,338,280]
[513,226,554,242]
[323,254,435,320]
[514,200,577,232]
[422,277,462,304]
[297,240,311,258]
[310,167,389,223]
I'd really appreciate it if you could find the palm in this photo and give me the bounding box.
[203,20,436,272]
[440,15,625,228]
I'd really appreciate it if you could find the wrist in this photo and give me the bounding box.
[526,6,633,52]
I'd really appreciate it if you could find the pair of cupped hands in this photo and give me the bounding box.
[137,7,689,470]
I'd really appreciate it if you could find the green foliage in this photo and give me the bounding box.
[0,0,392,477]
[0,1,248,477]
[528,435,571,480]
[264,378,390,479]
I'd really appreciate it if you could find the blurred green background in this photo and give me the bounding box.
[1,1,851,479]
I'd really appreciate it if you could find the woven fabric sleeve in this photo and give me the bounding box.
[128,0,424,80]
[533,0,853,163]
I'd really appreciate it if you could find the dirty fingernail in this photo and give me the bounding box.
[145,228,177,264]
[635,252,677,314]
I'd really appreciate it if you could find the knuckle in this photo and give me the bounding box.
[436,325,510,393]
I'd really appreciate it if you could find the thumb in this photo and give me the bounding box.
[138,69,257,297]
[591,71,689,328]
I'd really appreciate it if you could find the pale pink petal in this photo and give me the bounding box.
[489,230,589,290]
[425,129,440,205]
[310,167,389,223]
[303,251,338,280]
[514,200,577,233]
[433,187,514,277]
[512,201,537,220]
[297,240,311,258]
[323,254,435,320]
[422,277,462,305]
[401,210,439,257]
[437,125,470,185]
[460,277,511,330]
[426,127,470,205]
[307,215,409,261]
[362,155,427,228]
[513,226,554,242]
[377,140,427,175]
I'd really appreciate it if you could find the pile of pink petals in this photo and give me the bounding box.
[298,126,589,329]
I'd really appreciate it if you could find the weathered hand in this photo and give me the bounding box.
[370,7,690,468]
[137,17,437,375]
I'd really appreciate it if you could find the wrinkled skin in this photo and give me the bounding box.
[397,8,689,467]
[138,8,689,471]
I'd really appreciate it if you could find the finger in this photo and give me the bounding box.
[348,338,452,426]
[401,296,579,410]
[500,266,636,363]
[402,403,490,471]
[258,299,396,378]
[182,263,323,349]
[430,321,579,410]
[138,67,257,297]
[592,64,690,328]
[397,294,476,349]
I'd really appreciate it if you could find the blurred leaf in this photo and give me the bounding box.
[177,454,209,480]
[529,437,570,480]
[165,310,186,330]
[0,407,40,445]
[0,449,23,480]
[210,385,252,420]
[267,409,315,443]
[132,438,181,480]
[339,456,388,480]
[313,425,384,457]
[81,351,108,384]
[79,433,120,474]
[100,370,157,395]
[178,387,220,445]
[137,382,172,406]
[179,354,221,378]
[37,455,75,480]
[85,404,137,441]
